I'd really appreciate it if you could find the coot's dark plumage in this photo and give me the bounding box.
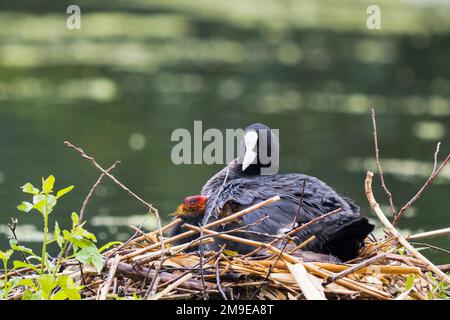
[199,123,374,261]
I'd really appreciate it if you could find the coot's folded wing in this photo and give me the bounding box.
[202,173,362,244]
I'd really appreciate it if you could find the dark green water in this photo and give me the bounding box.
[0,0,449,263]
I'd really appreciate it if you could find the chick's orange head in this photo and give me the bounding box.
[172,195,208,217]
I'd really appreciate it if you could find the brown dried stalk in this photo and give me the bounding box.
[394,144,449,225]
[323,253,386,286]
[371,108,397,217]
[365,171,450,285]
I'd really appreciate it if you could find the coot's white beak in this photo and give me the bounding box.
[242,131,258,171]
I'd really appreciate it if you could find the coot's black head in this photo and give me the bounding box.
[238,123,279,176]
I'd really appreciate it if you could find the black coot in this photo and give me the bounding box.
[199,123,374,261]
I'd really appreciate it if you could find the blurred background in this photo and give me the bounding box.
[0,0,449,263]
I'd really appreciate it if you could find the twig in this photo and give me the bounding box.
[409,242,450,255]
[365,171,450,285]
[8,218,30,264]
[288,235,316,253]
[65,141,165,262]
[99,255,120,300]
[80,161,120,222]
[407,227,450,241]
[287,208,342,236]
[371,108,397,217]
[148,273,193,300]
[394,145,449,225]
[128,218,182,246]
[64,141,158,213]
[214,247,227,300]
[286,262,326,300]
[65,162,120,258]
[323,253,386,286]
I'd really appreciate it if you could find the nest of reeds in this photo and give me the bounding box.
[57,209,448,300]
[55,172,449,300]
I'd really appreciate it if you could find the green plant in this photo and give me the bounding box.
[17,175,74,273]
[0,175,118,300]
[427,272,450,300]
[0,249,14,299]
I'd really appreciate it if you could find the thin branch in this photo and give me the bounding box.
[98,255,120,300]
[323,253,386,286]
[147,273,193,300]
[64,141,157,212]
[8,218,30,264]
[371,108,397,217]
[65,161,119,258]
[394,145,449,225]
[64,141,165,264]
[80,161,120,222]
[287,208,342,237]
[214,247,227,300]
[365,171,450,285]
[407,227,450,241]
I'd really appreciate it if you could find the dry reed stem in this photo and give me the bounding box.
[148,273,193,300]
[288,235,316,253]
[365,171,450,285]
[287,208,341,236]
[324,254,386,285]
[286,262,326,300]
[407,227,450,241]
[99,255,120,300]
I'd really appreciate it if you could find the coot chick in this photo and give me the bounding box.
[200,123,374,261]
[169,195,208,247]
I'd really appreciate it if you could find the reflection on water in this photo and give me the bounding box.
[0,0,449,263]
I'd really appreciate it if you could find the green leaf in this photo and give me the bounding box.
[63,229,72,242]
[32,194,57,215]
[22,288,42,300]
[69,235,93,249]
[55,276,81,300]
[17,201,33,213]
[13,261,40,274]
[405,274,415,291]
[75,244,104,273]
[132,293,141,300]
[98,241,122,253]
[0,249,13,262]
[7,277,22,291]
[56,185,74,199]
[37,275,57,300]
[54,222,64,249]
[16,278,37,290]
[73,225,97,242]
[42,175,56,194]
[9,239,39,259]
[71,212,79,228]
[21,183,39,195]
